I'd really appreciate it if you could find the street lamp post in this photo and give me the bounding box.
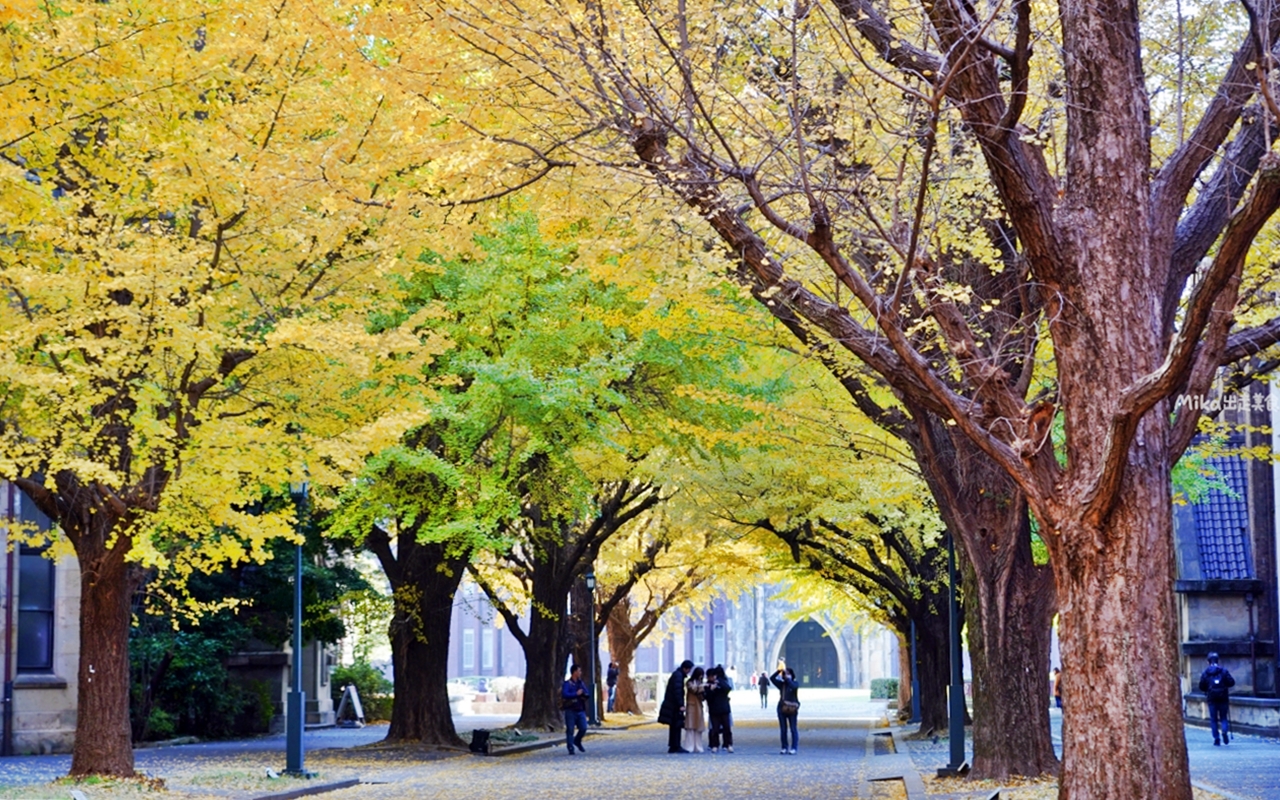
[584,569,598,726]
[938,530,969,777]
[285,482,312,778]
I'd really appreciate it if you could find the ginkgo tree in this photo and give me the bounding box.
[404,0,1280,794]
[0,1,444,776]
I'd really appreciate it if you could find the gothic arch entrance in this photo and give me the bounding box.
[781,620,839,687]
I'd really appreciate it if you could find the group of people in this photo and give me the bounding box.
[658,661,802,755]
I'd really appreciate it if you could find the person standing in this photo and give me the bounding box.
[705,666,735,753]
[561,664,589,755]
[682,667,708,753]
[606,661,620,713]
[1198,652,1236,746]
[1051,666,1063,709]
[758,671,770,708]
[658,660,694,753]
[772,667,800,754]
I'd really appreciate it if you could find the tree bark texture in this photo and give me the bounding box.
[514,575,571,731]
[910,416,1058,778]
[369,532,466,748]
[69,535,140,777]
[911,612,952,737]
[605,600,642,714]
[17,476,148,778]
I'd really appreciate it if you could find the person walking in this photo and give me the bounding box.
[1198,652,1236,746]
[606,661,620,713]
[771,666,800,754]
[682,666,708,753]
[1051,666,1063,709]
[561,664,589,755]
[705,666,735,753]
[658,660,694,753]
[758,671,770,708]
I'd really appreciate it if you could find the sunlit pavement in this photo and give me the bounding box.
[2,690,1275,799]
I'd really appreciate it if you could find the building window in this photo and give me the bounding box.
[713,623,726,667]
[692,623,705,665]
[462,628,476,672]
[481,627,494,670]
[17,547,54,673]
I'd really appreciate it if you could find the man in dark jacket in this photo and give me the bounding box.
[705,666,734,753]
[562,664,589,755]
[657,660,694,753]
[1198,652,1236,746]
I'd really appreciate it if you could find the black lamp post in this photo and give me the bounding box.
[938,530,969,777]
[585,569,598,725]
[285,481,312,778]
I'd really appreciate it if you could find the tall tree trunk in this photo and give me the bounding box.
[895,631,912,720]
[1055,420,1187,799]
[963,512,1058,777]
[911,415,1058,778]
[912,613,951,736]
[382,542,466,747]
[514,573,570,731]
[69,538,139,777]
[606,599,641,714]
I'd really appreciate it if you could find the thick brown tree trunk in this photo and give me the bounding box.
[912,613,951,736]
[895,632,912,719]
[911,415,1058,778]
[69,539,139,777]
[963,513,1058,778]
[516,604,568,730]
[380,541,466,747]
[606,600,641,714]
[1054,422,1188,799]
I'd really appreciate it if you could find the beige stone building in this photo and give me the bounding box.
[0,482,79,755]
[0,481,334,753]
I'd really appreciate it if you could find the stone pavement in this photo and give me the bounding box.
[2,691,1278,798]
[903,706,1280,800]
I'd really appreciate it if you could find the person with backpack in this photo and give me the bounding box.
[1198,652,1236,746]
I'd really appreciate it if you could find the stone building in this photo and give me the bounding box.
[0,481,334,753]
[445,576,899,690]
[1173,394,1280,734]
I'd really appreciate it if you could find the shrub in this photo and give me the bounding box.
[870,678,899,699]
[331,660,393,721]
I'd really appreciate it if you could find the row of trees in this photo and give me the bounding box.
[14,4,1280,798]
[405,1,1280,795]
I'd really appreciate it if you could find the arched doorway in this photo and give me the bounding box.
[781,620,839,687]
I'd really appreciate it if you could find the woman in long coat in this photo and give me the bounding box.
[682,666,707,753]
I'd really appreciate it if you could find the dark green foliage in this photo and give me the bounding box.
[330,660,393,722]
[870,678,899,699]
[130,501,373,740]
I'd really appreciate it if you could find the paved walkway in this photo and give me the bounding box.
[0,691,1277,798]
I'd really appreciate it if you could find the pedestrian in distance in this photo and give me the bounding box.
[658,659,694,753]
[1198,652,1236,746]
[561,664,589,755]
[1051,666,1063,709]
[705,665,735,753]
[606,661,619,713]
[758,671,770,708]
[772,666,801,754]
[682,666,708,753]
